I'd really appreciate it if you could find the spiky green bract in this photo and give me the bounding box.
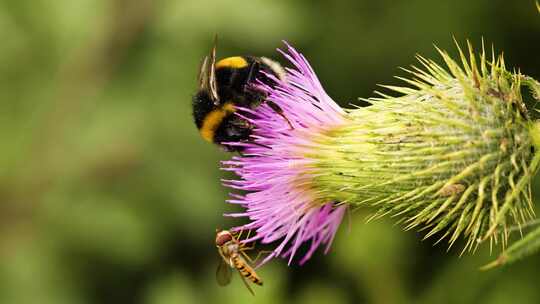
[481,224,540,270]
[308,43,540,252]
[479,124,540,269]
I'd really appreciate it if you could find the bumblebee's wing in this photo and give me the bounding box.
[216,259,232,286]
[236,269,255,296]
[208,41,219,103]
[197,40,220,105]
[198,56,209,90]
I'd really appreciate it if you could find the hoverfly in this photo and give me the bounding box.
[215,229,264,295]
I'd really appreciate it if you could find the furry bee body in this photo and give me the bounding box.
[192,45,286,152]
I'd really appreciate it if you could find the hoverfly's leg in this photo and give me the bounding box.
[252,250,273,264]
[241,250,273,265]
[242,242,256,251]
[238,230,257,250]
[235,228,245,241]
[266,101,294,130]
[237,269,255,296]
[244,229,253,240]
[240,250,254,263]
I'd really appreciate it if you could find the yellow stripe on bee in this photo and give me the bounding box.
[215,56,249,69]
[200,102,236,142]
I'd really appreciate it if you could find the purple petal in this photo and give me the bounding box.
[222,43,348,265]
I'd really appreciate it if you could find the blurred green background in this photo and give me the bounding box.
[1,0,539,303]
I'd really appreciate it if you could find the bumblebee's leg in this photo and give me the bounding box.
[244,61,260,87]
[267,101,294,130]
[248,141,273,150]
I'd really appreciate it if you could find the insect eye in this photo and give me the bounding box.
[215,233,233,246]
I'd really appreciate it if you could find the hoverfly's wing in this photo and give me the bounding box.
[236,269,255,296]
[216,259,232,286]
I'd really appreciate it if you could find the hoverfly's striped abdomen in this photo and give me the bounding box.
[232,255,263,286]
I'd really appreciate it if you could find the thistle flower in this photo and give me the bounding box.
[223,45,350,265]
[222,42,540,266]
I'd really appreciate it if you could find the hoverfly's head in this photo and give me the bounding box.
[215,230,233,246]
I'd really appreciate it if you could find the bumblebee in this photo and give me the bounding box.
[192,43,289,152]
